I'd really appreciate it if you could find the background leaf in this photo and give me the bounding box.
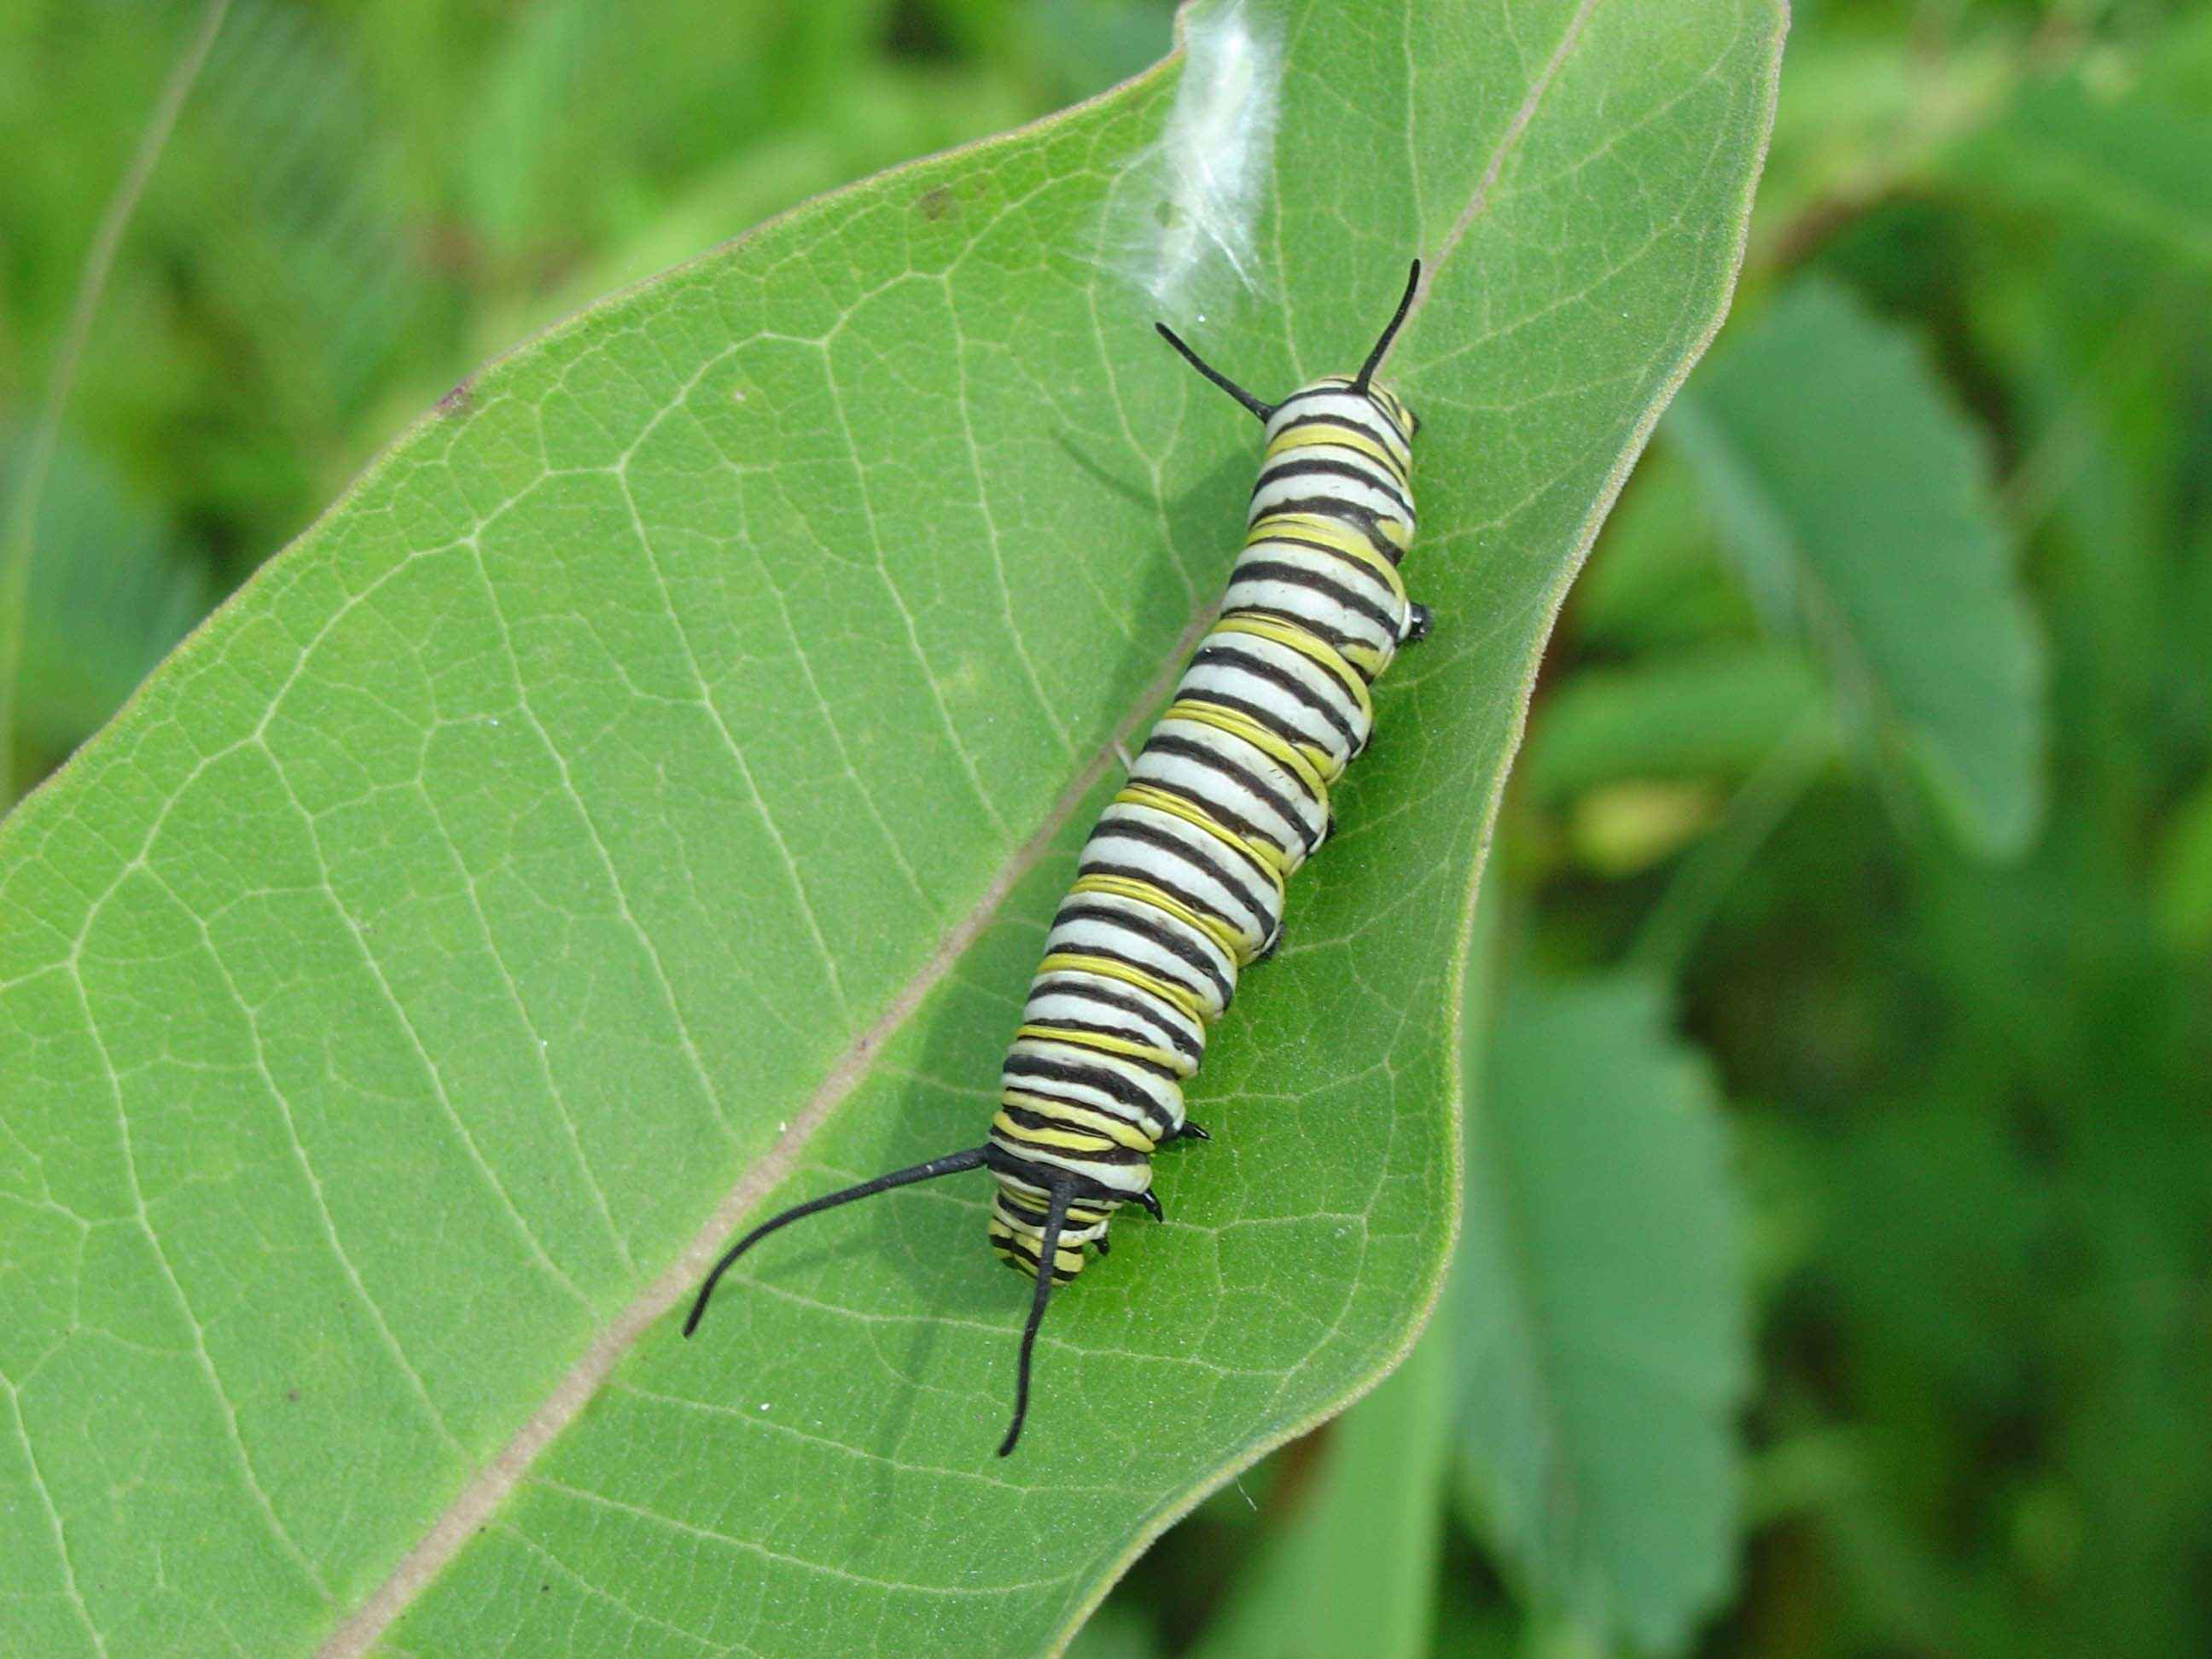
[1520,644,1831,805]
[0,1,1780,1654]
[1946,73,2212,271]
[1454,974,1750,1655]
[1668,276,2047,858]
[4,430,212,761]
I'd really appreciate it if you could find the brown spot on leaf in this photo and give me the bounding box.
[438,378,475,417]
[916,186,952,221]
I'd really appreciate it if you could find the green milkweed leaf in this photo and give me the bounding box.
[0,2,1781,1653]
[1669,277,2047,859]
[1454,974,1751,1655]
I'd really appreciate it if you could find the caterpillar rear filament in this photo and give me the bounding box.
[686,261,1428,1456]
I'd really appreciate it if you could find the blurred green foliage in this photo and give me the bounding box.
[3,0,2208,1655]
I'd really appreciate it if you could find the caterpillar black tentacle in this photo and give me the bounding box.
[681,1146,988,1337]
[685,260,1426,1457]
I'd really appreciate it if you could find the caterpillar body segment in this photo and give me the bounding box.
[685,261,1428,1457]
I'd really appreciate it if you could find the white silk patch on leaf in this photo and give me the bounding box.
[1103,0,1284,324]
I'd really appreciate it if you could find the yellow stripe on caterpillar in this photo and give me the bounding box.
[1112,783,1291,888]
[995,1191,1114,1228]
[1013,1022,1190,1076]
[991,1111,1126,1156]
[1264,420,1409,486]
[1208,613,1374,726]
[1345,640,1387,678]
[1164,699,1333,807]
[1246,510,1411,608]
[988,1231,1086,1281]
[1070,873,1250,963]
[1034,951,1209,1022]
[997,1094,1158,1153]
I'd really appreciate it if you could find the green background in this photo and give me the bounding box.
[3,1,2209,1656]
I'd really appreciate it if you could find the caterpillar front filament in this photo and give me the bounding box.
[685,261,1428,1456]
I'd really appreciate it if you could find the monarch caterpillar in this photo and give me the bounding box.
[686,261,1428,1455]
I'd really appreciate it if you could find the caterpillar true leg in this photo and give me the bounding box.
[686,260,1425,1453]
